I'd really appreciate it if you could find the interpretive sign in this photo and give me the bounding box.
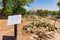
[7,15,21,25]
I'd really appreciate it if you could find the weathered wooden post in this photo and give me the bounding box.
[14,24,17,39]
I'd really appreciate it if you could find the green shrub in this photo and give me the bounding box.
[41,22,48,27]
[48,25,55,31]
[24,20,55,31]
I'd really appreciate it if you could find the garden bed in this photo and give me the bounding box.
[22,20,55,40]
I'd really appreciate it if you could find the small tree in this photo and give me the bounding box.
[37,9,44,16]
[51,11,57,15]
[57,0,60,16]
[43,10,49,17]
[57,0,60,10]
[48,11,52,17]
[2,0,34,16]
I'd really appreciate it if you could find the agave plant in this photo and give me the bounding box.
[41,22,47,27]
[23,18,55,32]
[29,24,33,28]
[48,25,55,31]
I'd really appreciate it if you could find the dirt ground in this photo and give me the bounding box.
[0,17,60,40]
[0,19,33,40]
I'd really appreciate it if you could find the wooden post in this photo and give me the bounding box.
[14,24,17,40]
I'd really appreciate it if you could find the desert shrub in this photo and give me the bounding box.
[47,24,55,31]
[23,19,55,32]
[41,22,48,27]
[38,16,43,19]
[22,20,55,40]
[29,24,34,28]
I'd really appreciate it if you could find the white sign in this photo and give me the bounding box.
[7,15,22,26]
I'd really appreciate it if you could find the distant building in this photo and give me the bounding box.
[29,8,52,15]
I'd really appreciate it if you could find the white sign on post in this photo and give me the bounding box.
[7,15,22,26]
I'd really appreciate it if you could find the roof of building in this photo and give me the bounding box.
[29,8,57,12]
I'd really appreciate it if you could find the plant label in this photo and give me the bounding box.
[7,15,21,26]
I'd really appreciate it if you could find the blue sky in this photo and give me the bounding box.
[25,0,59,11]
[0,0,2,7]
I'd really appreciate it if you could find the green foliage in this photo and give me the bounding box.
[58,10,60,14]
[17,7,26,15]
[2,0,34,16]
[47,24,55,31]
[51,11,57,15]
[29,23,34,28]
[37,9,60,17]
[26,19,55,31]
[57,0,60,11]
[57,0,60,7]
[43,10,49,16]
[40,22,55,31]
[41,22,48,27]
[26,12,31,15]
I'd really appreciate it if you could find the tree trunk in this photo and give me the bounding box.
[1,0,7,16]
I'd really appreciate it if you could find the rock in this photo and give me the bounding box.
[46,31,53,34]
[26,28,31,32]
[46,27,49,29]
[33,35,38,38]
[31,36,36,40]
[37,38,41,40]
[31,34,37,40]
[33,26,37,29]
[22,26,28,30]
[32,34,38,38]
[30,30,34,33]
